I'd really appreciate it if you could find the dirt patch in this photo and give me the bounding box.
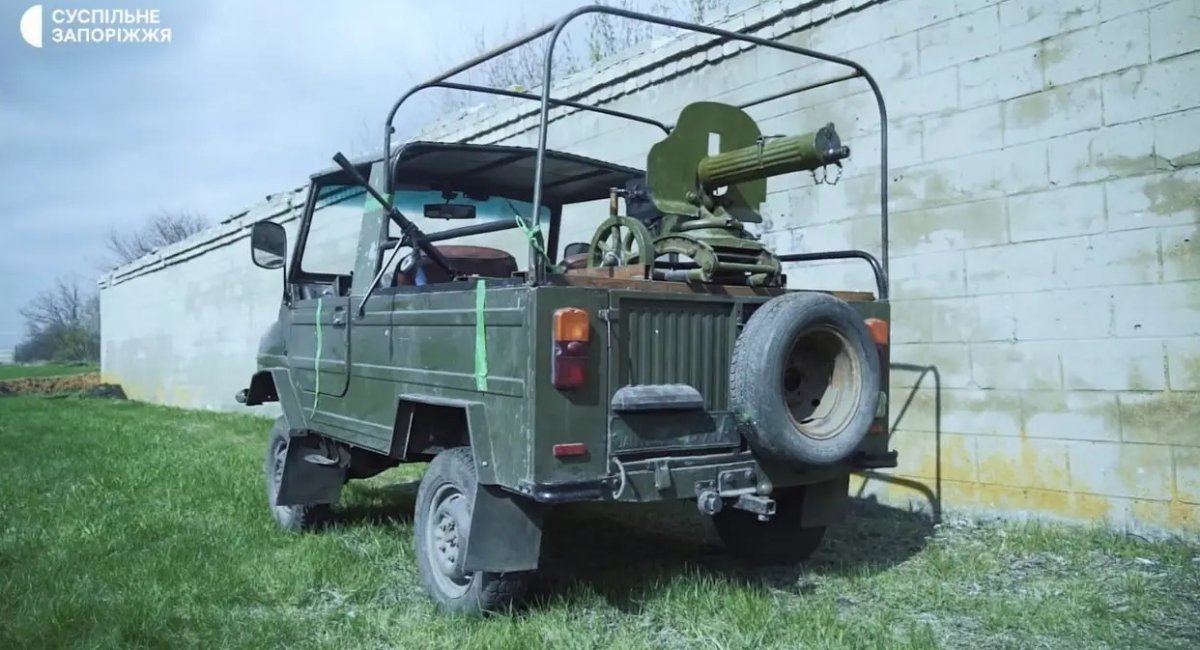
[0,372,103,396]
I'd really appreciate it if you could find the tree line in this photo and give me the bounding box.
[12,212,207,363]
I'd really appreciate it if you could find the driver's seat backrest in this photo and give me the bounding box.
[393,245,518,286]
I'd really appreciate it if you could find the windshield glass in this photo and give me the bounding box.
[299,182,551,277]
[387,190,550,265]
[300,184,367,276]
[386,191,549,239]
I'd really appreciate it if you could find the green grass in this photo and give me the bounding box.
[0,363,98,380]
[0,396,1197,649]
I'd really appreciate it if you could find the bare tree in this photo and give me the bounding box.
[15,275,101,363]
[107,210,209,266]
[19,276,89,332]
[432,11,584,114]
[433,0,729,113]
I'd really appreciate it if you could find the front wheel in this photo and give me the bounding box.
[711,489,826,565]
[414,447,529,615]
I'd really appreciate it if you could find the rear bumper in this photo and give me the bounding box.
[516,476,621,503]
[514,448,897,504]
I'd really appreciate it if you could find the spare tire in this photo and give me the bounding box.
[730,292,880,466]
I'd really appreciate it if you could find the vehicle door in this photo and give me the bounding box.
[287,181,365,403]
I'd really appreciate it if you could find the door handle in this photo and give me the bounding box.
[331,308,347,327]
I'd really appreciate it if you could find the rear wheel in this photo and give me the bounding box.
[712,489,827,565]
[264,417,332,532]
[414,447,529,615]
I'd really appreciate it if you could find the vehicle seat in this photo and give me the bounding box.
[560,242,590,272]
[393,245,518,286]
[562,253,590,270]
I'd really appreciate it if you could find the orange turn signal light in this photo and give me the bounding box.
[865,318,889,345]
[553,307,590,342]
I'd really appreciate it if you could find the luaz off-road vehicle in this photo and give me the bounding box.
[239,5,897,615]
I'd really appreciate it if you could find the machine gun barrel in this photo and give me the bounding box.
[697,123,849,188]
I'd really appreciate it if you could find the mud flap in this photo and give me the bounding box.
[275,436,347,506]
[800,474,850,528]
[462,484,544,573]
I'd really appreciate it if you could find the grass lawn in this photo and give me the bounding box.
[0,363,98,380]
[0,396,1196,649]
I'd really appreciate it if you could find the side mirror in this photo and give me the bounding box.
[250,221,287,270]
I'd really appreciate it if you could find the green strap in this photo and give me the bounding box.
[511,204,559,273]
[474,279,488,392]
[312,297,323,412]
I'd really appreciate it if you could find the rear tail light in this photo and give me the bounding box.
[552,307,589,390]
[864,318,889,346]
[865,318,889,434]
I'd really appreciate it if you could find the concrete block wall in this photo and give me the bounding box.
[100,0,1200,535]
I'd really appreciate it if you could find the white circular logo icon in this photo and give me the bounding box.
[20,5,43,48]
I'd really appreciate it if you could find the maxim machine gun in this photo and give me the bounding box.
[584,101,850,287]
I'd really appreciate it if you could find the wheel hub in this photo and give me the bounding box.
[782,326,860,440]
[269,440,288,513]
[425,485,472,597]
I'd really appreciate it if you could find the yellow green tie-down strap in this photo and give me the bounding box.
[474,279,488,391]
[312,297,324,413]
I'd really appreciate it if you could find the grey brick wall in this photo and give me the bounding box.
[100,0,1200,535]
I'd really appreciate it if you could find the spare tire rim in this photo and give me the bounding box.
[781,324,862,440]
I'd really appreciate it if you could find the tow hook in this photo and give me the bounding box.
[696,490,723,516]
[732,494,776,521]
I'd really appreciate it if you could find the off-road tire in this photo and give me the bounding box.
[730,291,880,466]
[264,417,332,532]
[414,447,529,616]
[712,489,827,565]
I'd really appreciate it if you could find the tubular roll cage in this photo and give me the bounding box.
[381,4,890,299]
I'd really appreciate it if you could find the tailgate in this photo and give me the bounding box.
[606,291,758,456]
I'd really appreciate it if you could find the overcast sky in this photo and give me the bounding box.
[0,0,647,351]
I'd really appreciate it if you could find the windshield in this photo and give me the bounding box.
[386,190,550,266]
[299,183,367,276]
[299,182,552,278]
[386,190,549,239]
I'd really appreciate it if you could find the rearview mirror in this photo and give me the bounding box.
[250,221,287,270]
[424,203,476,220]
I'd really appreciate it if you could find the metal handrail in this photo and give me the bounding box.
[777,250,889,300]
[380,3,890,297]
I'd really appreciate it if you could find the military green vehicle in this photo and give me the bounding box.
[238,5,896,615]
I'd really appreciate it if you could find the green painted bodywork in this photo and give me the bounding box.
[250,100,891,510]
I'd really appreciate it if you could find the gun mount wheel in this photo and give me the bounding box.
[712,487,827,565]
[264,417,332,532]
[587,216,654,268]
[414,447,530,616]
[730,292,880,465]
